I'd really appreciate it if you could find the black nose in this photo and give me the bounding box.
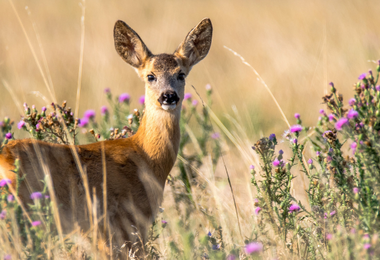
[158,91,180,105]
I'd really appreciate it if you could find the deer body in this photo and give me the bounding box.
[0,18,212,254]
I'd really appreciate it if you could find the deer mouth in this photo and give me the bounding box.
[158,91,180,111]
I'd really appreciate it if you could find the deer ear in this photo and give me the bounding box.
[114,20,152,68]
[174,18,213,68]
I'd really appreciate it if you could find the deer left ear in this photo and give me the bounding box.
[174,18,213,68]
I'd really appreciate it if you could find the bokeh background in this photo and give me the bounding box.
[1,0,380,136]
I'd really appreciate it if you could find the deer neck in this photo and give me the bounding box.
[133,98,181,186]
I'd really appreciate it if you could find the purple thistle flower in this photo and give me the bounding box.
[330,210,336,216]
[353,187,359,194]
[205,84,212,91]
[250,165,255,170]
[5,133,12,140]
[245,242,263,254]
[294,113,300,119]
[104,88,111,93]
[7,194,14,202]
[326,156,332,162]
[358,73,366,80]
[316,151,320,156]
[376,85,380,91]
[226,255,236,260]
[31,220,41,227]
[0,121,3,127]
[184,93,192,100]
[0,179,12,187]
[211,132,220,139]
[326,233,333,240]
[100,106,108,116]
[308,159,313,164]
[364,243,371,250]
[208,231,212,237]
[83,110,96,119]
[348,98,356,106]
[3,254,11,260]
[335,118,348,130]
[118,93,130,103]
[347,109,358,119]
[350,228,356,234]
[78,118,89,127]
[212,244,220,250]
[290,125,303,133]
[0,210,6,220]
[41,106,47,112]
[161,220,167,224]
[45,195,50,199]
[319,109,325,115]
[30,192,43,200]
[139,95,145,105]
[279,150,284,155]
[254,207,262,215]
[17,120,25,129]
[289,204,300,212]
[293,139,298,144]
[328,114,335,122]
[351,142,357,154]
[272,158,280,167]
[269,133,276,141]
[192,100,198,106]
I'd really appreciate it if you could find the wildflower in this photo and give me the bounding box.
[17,120,25,129]
[253,198,259,206]
[161,220,167,224]
[335,118,348,130]
[211,132,220,139]
[184,93,192,100]
[254,207,261,215]
[328,114,335,121]
[226,255,236,260]
[326,156,332,162]
[316,151,320,156]
[319,109,325,115]
[0,210,6,220]
[350,228,356,234]
[212,244,220,250]
[0,179,12,187]
[118,93,130,103]
[4,254,11,260]
[192,100,198,106]
[293,139,298,144]
[358,73,366,80]
[330,211,336,216]
[347,109,358,119]
[41,106,47,112]
[308,159,313,164]
[245,242,263,254]
[279,149,284,155]
[348,98,356,106]
[5,133,12,140]
[294,113,300,119]
[289,204,300,213]
[250,165,255,170]
[326,233,333,240]
[45,195,50,199]
[78,118,89,127]
[290,125,302,133]
[205,84,212,91]
[353,187,359,194]
[104,88,111,93]
[100,106,108,116]
[364,243,371,250]
[83,110,96,119]
[351,142,357,154]
[269,133,276,141]
[139,95,145,105]
[31,221,41,227]
[376,85,380,91]
[272,158,280,167]
[7,194,14,202]
[208,231,212,237]
[30,192,43,200]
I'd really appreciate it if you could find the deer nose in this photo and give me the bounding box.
[158,91,180,105]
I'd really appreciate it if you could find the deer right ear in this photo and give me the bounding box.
[114,20,152,68]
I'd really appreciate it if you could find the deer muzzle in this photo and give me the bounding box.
[158,91,180,111]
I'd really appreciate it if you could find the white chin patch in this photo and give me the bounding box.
[161,104,177,111]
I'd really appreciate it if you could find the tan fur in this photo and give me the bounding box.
[0,18,212,256]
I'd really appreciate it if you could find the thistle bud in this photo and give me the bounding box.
[134,109,140,117]
[329,82,336,93]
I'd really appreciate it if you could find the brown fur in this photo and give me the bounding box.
[0,18,212,257]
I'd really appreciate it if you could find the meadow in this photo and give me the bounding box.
[1,0,380,259]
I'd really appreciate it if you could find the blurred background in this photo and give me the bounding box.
[1,0,380,136]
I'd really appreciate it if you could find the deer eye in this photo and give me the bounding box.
[147,74,156,82]
[178,73,186,81]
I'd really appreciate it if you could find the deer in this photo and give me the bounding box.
[0,18,212,256]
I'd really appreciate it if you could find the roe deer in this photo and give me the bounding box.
[0,18,212,255]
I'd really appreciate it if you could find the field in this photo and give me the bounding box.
[1,0,380,259]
